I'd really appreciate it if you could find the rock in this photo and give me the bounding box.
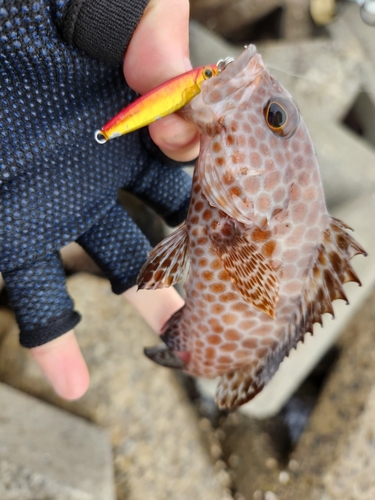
[0,275,228,500]
[0,382,114,500]
[190,0,315,42]
[323,388,375,499]
[190,0,283,42]
[190,20,242,68]
[219,412,283,499]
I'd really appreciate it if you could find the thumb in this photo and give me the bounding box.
[124,0,191,93]
[123,0,200,162]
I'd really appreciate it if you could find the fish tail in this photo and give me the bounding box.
[216,365,264,410]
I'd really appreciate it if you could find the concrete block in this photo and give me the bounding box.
[190,21,242,68]
[0,383,114,500]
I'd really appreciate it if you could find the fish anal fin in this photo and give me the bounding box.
[137,223,189,290]
[209,219,279,318]
[215,366,264,410]
[292,216,366,343]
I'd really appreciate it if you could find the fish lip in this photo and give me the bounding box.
[144,345,186,370]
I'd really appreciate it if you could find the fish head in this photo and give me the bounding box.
[181,45,318,227]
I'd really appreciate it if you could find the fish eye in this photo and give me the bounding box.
[264,96,300,139]
[203,68,214,79]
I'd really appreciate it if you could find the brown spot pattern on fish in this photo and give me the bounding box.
[137,45,366,410]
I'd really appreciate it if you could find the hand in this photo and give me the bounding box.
[31,0,192,400]
[31,284,184,400]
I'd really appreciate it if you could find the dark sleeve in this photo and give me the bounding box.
[52,0,150,66]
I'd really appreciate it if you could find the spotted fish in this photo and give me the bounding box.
[137,45,366,410]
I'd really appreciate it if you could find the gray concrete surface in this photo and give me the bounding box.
[322,388,375,500]
[0,382,114,500]
[0,275,232,500]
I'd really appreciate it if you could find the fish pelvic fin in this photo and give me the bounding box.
[292,216,366,345]
[216,365,264,410]
[144,306,190,369]
[160,306,189,352]
[144,345,186,370]
[209,219,279,318]
[137,223,189,290]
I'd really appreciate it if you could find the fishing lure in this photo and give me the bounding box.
[95,63,223,144]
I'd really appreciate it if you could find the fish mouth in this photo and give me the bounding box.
[144,345,188,369]
[217,44,259,79]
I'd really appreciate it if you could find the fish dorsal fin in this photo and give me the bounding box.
[209,219,279,318]
[216,365,264,410]
[137,223,189,289]
[290,216,366,344]
[216,216,366,411]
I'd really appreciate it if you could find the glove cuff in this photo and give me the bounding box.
[19,311,81,348]
[57,0,150,66]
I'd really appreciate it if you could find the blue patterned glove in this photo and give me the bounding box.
[0,0,192,347]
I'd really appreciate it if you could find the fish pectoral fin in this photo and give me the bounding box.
[211,232,279,318]
[137,223,189,290]
[291,216,366,343]
[216,365,264,410]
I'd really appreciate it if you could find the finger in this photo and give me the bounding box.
[124,0,190,92]
[148,116,200,162]
[30,330,90,400]
[124,0,200,161]
[123,285,184,334]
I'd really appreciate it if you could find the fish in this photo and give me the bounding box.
[137,44,366,410]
